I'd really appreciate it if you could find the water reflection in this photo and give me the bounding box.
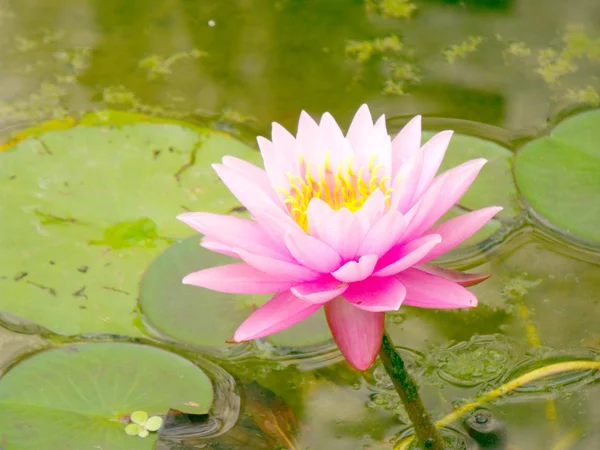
[1,0,600,133]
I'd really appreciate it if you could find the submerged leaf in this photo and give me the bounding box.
[244,381,299,450]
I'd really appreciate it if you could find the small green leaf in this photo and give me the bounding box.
[131,410,148,426]
[125,423,142,436]
[138,429,150,438]
[145,416,163,432]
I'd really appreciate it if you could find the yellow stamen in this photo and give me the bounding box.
[280,155,394,231]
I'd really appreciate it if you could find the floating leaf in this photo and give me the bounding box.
[515,109,600,243]
[0,343,213,450]
[0,111,261,336]
[126,423,144,436]
[140,236,332,350]
[146,416,164,432]
[244,381,299,449]
[131,411,149,426]
[140,236,267,348]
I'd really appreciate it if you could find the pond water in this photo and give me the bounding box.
[0,0,599,449]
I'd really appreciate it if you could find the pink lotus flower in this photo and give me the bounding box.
[179,105,501,370]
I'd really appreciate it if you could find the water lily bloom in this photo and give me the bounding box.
[179,105,501,371]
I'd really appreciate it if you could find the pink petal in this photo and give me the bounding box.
[346,104,373,148]
[177,212,287,259]
[371,115,392,177]
[221,155,281,205]
[420,206,503,262]
[319,112,346,151]
[271,121,297,153]
[391,115,422,173]
[321,208,368,261]
[307,197,336,240]
[234,248,320,281]
[297,110,320,140]
[415,130,453,197]
[390,150,424,214]
[200,238,239,257]
[402,173,448,236]
[212,164,303,239]
[325,297,384,371]
[256,137,295,193]
[374,234,442,277]
[291,275,348,304]
[231,291,321,341]
[358,211,405,257]
[296,111,324,166]
[398,268,478,308]
[355,189,387,227]
[284,230,342,273]
[403,198,421,224]
[415,263,491,287]
[343,276,406,312]
[332,254,378,283]
[183,263,298,294]
[404,158,487,239]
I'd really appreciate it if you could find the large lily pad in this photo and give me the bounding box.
[0,342,213,450]
[0,111,261,336]
[140,236,333,350]
[515,109,600,244]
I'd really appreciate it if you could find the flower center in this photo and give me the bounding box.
[279,154,393,231]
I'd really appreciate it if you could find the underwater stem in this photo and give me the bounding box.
[379,331,445,449]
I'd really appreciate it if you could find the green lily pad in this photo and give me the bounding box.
[437,206,502,251]
[140,236,266,348]
[515,109,600,243]
[0,342,213,450]
[140,236,333,350]
[0,111,261,336]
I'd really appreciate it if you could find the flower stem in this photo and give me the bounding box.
[379,332,445,449]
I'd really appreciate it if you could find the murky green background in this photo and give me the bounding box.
[0,0,599,449]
